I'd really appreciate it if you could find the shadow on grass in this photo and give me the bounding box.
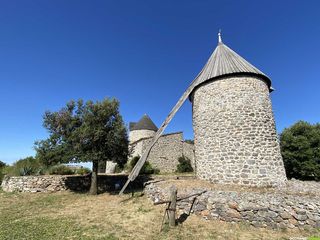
[64,174,152,195]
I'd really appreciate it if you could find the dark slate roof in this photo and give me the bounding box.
[191,33,272,94]
[130,114,158,131]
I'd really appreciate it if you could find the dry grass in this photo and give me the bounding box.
[0,189,319,240]
[152,178,320,198]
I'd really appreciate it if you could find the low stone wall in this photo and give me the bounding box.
[144,179,320,229]
[1,174,147,193]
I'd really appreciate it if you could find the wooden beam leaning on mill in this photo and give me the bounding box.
[119,31,235,194]
[119,65,202,194]
[120,29,286,194]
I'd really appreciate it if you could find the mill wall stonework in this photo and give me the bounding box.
[140,132,183,172]
[129,132,195,173]
[192,76,287,187]
[130,139,144,157]
[129,129,155,143]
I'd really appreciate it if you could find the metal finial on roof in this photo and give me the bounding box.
[218,30,222,44]
[190,33,272,93]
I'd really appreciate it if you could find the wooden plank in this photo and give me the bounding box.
[154,190,207,205]
[168,186,177,227]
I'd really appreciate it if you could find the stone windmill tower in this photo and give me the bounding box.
[120,32,287,194]
[190,33,287,187]
[129,114,158,143]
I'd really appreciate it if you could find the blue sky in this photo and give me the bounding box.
[1,0,320,165]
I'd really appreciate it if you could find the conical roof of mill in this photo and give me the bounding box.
[191,32,272,95]
[130,114,158,131]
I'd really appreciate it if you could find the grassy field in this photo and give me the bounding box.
[0,189,319,240]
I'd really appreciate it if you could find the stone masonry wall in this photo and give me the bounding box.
[144,180,320,230]
[192,76,287,187]
[130,139,144,157]
[1,175,146,193]
[141,132,184,172]
[129,129,155,143]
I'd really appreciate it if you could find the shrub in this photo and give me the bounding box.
[176,156,193,173]
[128,156,160,174]
[47,165,75,175]
[114,164,123,173]
[185,139,194,144]
[4,157,44,176]
[0,172,4,184]
[0,161,6,183]
[0,160,5,169]
[75,167,91,175]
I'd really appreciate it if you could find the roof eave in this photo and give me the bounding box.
[188,72,272,102]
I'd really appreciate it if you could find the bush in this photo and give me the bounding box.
[0,161,6,183]
[0,160,5,169]
[47,165,75,175]
[185,139,194,144]
[0,171,4,184]
[280,121,320,181]
[75,167,91,175]
[176,156,193,173]
[128,156,160,174]
[4,157,45,176]
[114,164,123,173]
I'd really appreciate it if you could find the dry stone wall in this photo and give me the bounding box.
[1,175,69,192]
[144,180,320,230]
[1,175,146,193]
[192,76,287,187]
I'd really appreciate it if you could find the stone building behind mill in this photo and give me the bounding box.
[189,33,287,187]
[129,114,195,172]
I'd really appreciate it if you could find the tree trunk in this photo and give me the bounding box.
[89,160,98,195]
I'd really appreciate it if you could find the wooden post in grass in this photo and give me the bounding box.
[168,186,177,227]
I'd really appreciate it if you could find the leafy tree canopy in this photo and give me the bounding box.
[35,98,129,194]
[35,137,72,167]
[280,121,320,181]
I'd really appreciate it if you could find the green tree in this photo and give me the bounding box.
[280,121,320,181]
[34,137,72,167]
[36,98,128,194]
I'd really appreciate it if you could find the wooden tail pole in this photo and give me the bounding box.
[119,66,206,195]
[168,186,177,227]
